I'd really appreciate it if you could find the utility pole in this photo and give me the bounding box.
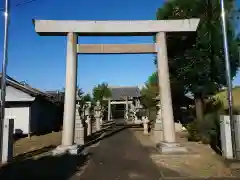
[0,0,10,162]
[220,0,237,159]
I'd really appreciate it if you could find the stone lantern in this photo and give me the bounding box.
[94,101,102,131]
[84,102,92,136]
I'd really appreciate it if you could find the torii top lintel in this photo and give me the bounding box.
[33,19,200,36]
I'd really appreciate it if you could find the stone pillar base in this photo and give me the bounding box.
[87,124,92,136]
[156,142,188,154]
[74,126,86,145]
[152,122,163,143]
[52,144,82,156]
[143,123,149,135]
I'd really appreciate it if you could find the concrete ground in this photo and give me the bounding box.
[2,127,240,180]
[132,129,240,180]
[72,127,161,180]
[72,127,240,180]
[0,127,161,180]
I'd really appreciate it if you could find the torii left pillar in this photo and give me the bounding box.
[53,32,80,155]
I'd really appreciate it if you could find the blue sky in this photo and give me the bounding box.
[0,0,240,94]
[0,0,163,93]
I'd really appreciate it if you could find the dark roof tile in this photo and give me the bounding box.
[109,86,140,100]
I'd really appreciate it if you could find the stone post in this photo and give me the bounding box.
[107,99,111,121]
[153,97,164,142]
[142,116,149,135]
[156,32,186,153]
[100,110,103,125]
[1,118,14,164]
[94,101,101,131]
[53,32,79,155]
[85,103,92,136]
[125,97,128,120]
[74,103,85,145]
[128,101,133,122]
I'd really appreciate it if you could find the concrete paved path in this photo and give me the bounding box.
[74,128,161,180]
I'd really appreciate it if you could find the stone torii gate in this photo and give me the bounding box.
[34,19,199,154]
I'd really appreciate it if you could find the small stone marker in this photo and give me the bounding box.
[1,118,14,164]
[142,116,149,135]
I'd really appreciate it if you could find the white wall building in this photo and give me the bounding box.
[1,75,63,136]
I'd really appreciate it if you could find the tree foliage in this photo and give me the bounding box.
[92,82,112,102]
[147,72,158,85]
[156,0,240,120]
[60,86,92,105]
[75,87,93,106]
[141,72,159,108]
[141,71,188,107]
[82,93,92,102]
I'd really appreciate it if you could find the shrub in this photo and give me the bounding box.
[218,106,240,115]
[186,120,201,142]
[186,97,223,144]
[186,110,221,145]
[202,111,221,143]
[233,106,240,114]
[185,97,240,154]
[205,97,224,114]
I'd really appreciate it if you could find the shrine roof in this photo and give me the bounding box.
[109,86,141,100]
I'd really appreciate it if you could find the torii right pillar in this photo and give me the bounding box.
[156,32,187,153]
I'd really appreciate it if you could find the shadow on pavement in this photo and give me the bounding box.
[86,124,147,147]
[84,126,127,147]
[13,145,57,162]
[0,152,91,180]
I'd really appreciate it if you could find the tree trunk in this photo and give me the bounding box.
[195,96,204,122]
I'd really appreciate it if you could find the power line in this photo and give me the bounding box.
[15,0,38,7]
[0,0,38,11]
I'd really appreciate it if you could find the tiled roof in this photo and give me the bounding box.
[45,90,65,102]
[0,73,52,99]
[109,86,141,100]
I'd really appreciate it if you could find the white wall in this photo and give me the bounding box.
[2,86,35,102]
[5,107,30,134]
[3,85,61,135]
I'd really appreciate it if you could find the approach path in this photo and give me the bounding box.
[74,128,161,180]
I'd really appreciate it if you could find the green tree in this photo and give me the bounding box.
[75,87,93,107]
[156,0,240,121]
[82,93,92,102]
[92,82,112,102]
[141,72,159,108]
[147,72,158,85]
[141,71,192,123]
